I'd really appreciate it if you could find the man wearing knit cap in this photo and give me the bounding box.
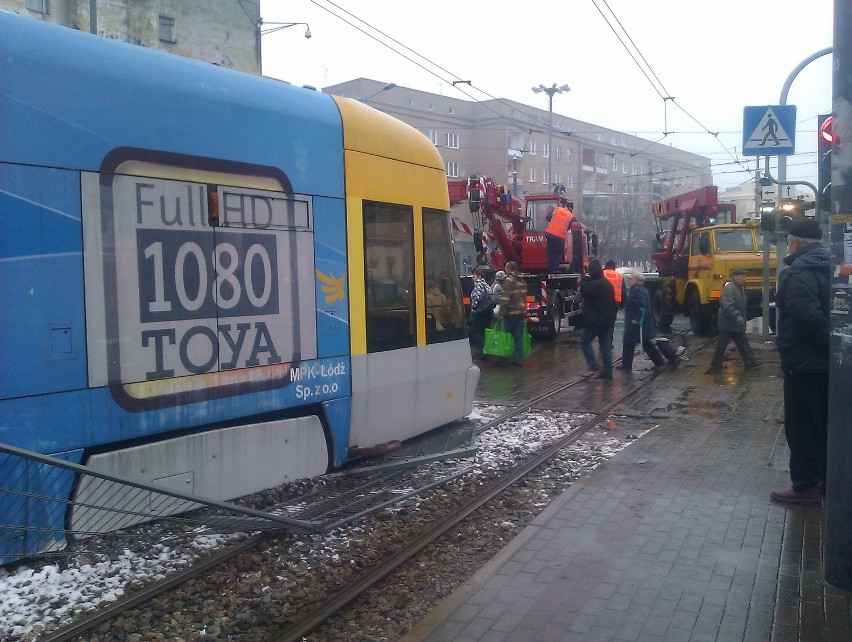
[771,218,831,505]
[706,267,762,373]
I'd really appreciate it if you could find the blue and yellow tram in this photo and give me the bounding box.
[0,12,478,563]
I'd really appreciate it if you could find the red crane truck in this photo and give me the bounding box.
[449,176,598,338]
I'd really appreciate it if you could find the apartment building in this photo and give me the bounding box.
[1,0,261,73]
[326,79,714,267]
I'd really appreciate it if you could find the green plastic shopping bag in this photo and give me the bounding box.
[483,319,514,357]
[522,322,532,357]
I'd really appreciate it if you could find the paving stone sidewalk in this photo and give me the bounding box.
[404,339,852,641]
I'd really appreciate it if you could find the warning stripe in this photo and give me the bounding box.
[451,218,473,235]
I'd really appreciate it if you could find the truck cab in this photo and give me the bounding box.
[646,186,775,336]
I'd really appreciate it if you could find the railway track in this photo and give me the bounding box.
[35,337,707,642]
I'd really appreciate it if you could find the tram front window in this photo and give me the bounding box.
[363,202,415,352]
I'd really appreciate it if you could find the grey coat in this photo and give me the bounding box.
[717,279,747,333]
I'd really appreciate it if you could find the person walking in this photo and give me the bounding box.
[579,259,617,379]
[544,200,576,272]
[617,269,665,371]
[706,268,762,373]
[468,265,494,355]
[494,261,527,366]
[770,220,831,505]
[602,260,627,308]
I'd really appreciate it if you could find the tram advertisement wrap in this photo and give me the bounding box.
[82,169,318,404]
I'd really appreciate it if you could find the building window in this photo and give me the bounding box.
[566,149,573,162]
[528,168,536,183]
[446,161,459,178]
[528,141,536,155]
[543,143,550,159]
[555,146,561,161]
[25,0,49,13]
[611,157,618,171]
[427,129,438,145]
[622,161,628,173]
[448,107,454,115]
[446,132,459,149]
[428,103,434,111]
[542,170,549,187]
[159,15,176,43]
[554,172,561,185]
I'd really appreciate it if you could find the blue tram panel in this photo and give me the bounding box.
[0,12,477,564]
[0,165,87,399]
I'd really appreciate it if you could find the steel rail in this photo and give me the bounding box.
[41,337,708,642]
[265,338,711,641]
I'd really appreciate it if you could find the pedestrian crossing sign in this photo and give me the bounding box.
[742,105,796,156]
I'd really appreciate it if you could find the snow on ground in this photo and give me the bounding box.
[0,404,652,640]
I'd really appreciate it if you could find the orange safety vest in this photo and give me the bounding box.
[545,206,573,239]
[603,268,624,303]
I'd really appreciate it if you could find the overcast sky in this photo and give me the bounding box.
[259,0,834,192]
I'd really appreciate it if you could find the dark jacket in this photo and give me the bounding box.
[579,269,617,329]
[623,282,655,344]
[717,279,747,333]
[776,241,831,373]
[469,277,494,316]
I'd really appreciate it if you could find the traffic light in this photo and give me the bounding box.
[759,201,777,232]
[777,198,815,232]
[818,114,833,212]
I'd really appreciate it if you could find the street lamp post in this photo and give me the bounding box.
[532,83,570,190]
[259,21,312,37]
[359,83,397,103]
[257,21,312,76]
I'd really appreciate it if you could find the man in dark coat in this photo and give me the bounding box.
[706,268,762,372]
[617,269,665,371]
[579,259,618,378]
[770,220,831,505]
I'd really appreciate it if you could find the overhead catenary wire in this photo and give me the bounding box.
[589,0,750,177]
[303,0,768,184]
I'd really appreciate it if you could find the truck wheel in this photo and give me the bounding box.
[653,289,674,330]
[545,292,563,339]
[687,291,714,336]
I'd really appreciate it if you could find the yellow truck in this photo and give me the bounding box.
[645,186,775,336]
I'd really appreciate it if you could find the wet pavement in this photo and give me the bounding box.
[403,324,852,641]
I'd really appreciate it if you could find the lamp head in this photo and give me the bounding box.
[304,26,311,39]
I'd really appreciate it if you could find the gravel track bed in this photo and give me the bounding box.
[1,406,656,642]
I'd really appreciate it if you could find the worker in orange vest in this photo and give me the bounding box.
[545,200,576,272]
[603,260,627,309]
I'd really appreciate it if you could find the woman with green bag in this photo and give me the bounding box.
[493,261,528,366]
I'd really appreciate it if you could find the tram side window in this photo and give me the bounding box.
[363,202,415,352]
[423,209,466,343]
